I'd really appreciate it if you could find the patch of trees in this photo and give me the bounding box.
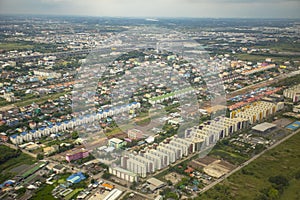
[102,171,111,179]
[256,175,289,200]
[0,146,21,164]
[196,185,233,200]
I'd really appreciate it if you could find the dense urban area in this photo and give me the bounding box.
[0,16,300,200]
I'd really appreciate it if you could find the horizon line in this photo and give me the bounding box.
[1,13,300,20]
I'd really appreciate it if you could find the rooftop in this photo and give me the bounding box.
[252,122,276,132]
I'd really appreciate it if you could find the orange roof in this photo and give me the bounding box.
[102,183,114,189]
[184,167,194,173]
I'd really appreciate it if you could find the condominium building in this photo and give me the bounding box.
[283,84,300,102]
[185,116,249,149]
[109,167,138,182]
[230,101,283,124]
[126,158,147,178]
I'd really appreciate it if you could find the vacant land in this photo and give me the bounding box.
[31,184,56,200]
[197,132,300,200]
[165,172,186,185]
[0,145,36,183]
[0,42,34,51]
[234,53,300,63]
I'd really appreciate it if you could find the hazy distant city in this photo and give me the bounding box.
[0,1,300,200]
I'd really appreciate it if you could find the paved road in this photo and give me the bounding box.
[1,142,37,158]
[0,49,92,62]
[200,129,300,194]
[227,70,300,99]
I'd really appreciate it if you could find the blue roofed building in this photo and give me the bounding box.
[66,172,86,184]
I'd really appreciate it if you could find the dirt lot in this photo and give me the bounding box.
[164,172,186,185]
[273,118,293,127]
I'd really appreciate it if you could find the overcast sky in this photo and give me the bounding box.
[0,0,299,18]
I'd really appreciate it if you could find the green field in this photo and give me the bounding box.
[149,87,193,102]
[234,53,299,63]
[255,42,300,53]
[30,184,56,200]
[0,145,36,183]
[0,91,69,109]
[65,188,84,200]
[0,42,34,51]
[197,132,300,200]
[14,91,69,107]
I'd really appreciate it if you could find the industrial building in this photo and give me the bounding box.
[146,178,166,192]
[251,122,277,133]
[66,172,86,184]
[103,189,122,200]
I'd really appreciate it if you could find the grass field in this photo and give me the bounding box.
[14,91,69,107]
[198,132,300,200]
[234,53,297,63]
[31,184,56,200]
[0,145,36,183]
[0,91,69,109]
[0,42,34,51]
[255,42,300,53]
[65,188,84,200]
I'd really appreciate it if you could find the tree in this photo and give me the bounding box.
[130,181,138,190]
[268,187,279,200]
[268,175,289,187]
[71,131,79,139]
[167,180,173,186]
[102,172,111,179]
[268,175,289,193]
[37,153,44,160]
[165,192,179,200]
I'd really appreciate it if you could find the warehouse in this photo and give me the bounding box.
[146,178,166,192]
[103,189,122,200]
[251,122,276,133]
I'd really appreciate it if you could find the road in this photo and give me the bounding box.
[1,142,37,158]
[200,128,300,194]
[227,70,300,99]
[0,49,92,62]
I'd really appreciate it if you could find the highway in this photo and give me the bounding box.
[0,49,92,62]
[227,70,300,99]
[199,128,300,194]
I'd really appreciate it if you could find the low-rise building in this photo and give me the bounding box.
[108,138,126,149]
[66,148,89,162]
[127,129,144,140]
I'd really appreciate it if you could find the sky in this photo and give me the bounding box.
[0,0,300,18]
